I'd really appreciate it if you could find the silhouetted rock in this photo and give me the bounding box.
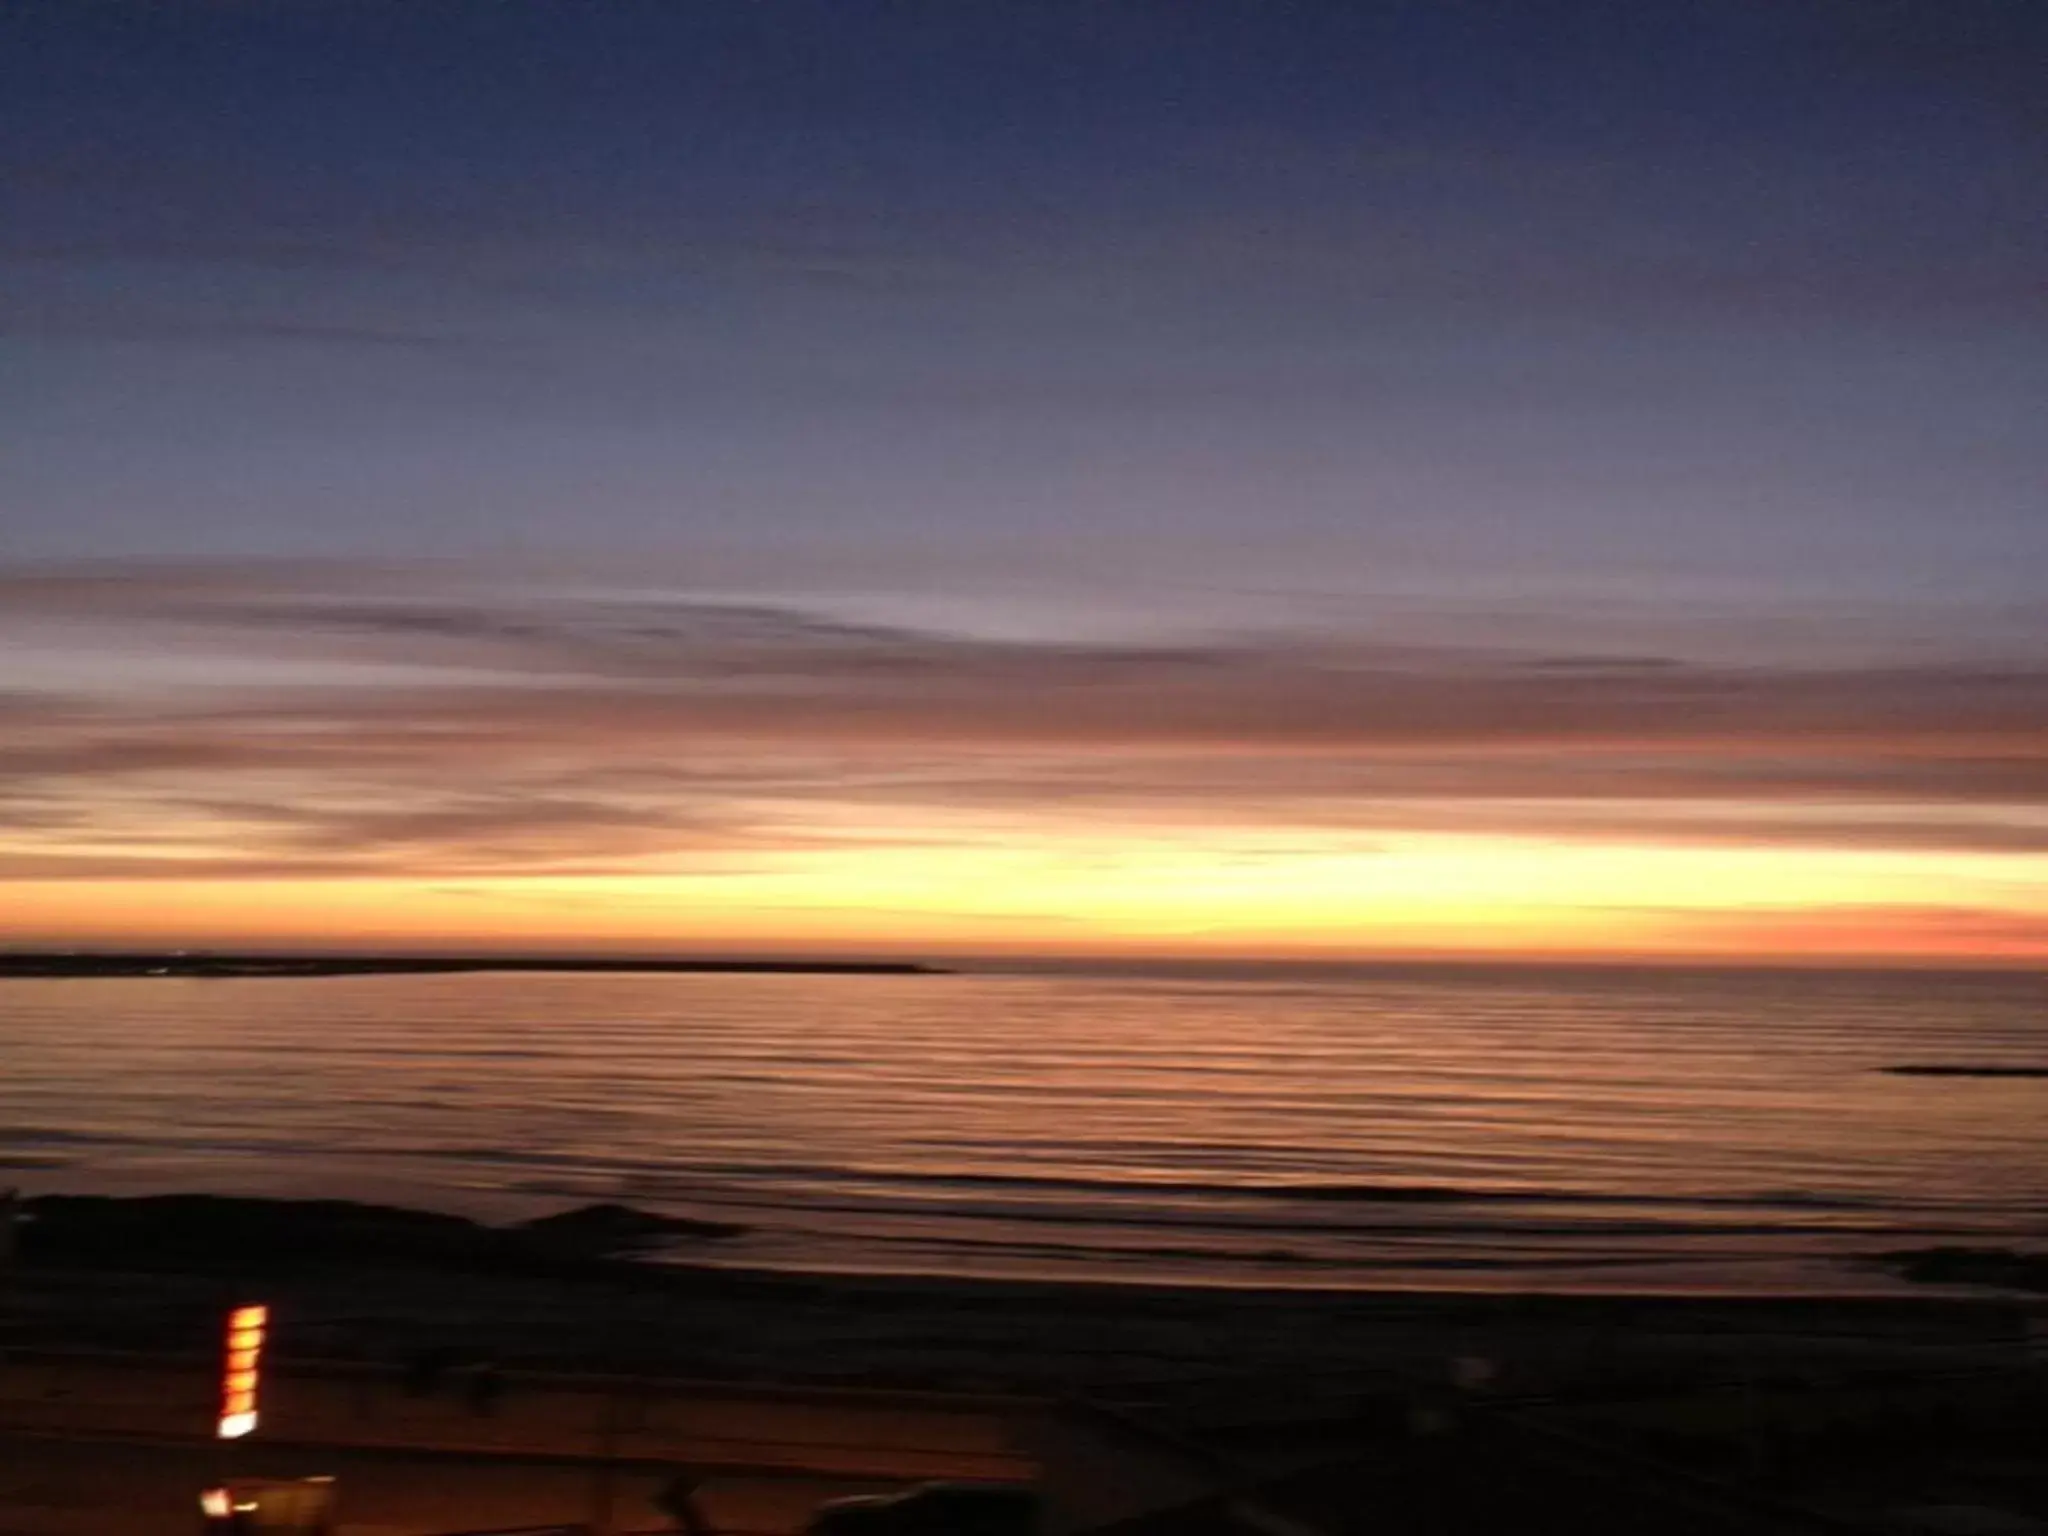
[23,1194,483,1268]
[516,1201,747,1250]
[19,1192,744,1278]
[1876,1246,2048,1293]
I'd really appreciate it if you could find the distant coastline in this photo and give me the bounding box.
[0,951,944,979]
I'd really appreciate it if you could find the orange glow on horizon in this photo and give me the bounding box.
[6,828,2045,965]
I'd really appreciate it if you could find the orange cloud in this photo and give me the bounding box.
[3,562,2044,961]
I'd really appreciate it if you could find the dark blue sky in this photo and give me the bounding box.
[6,0,2043,647]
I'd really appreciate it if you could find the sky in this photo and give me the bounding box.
[2,0,2045,962]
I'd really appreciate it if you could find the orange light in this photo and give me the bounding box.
[218,1304,269,1439]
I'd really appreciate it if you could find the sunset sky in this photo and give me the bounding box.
[3,1,2044,962]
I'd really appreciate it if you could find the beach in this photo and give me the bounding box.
[10,1207,2037,1397]
[7,1195,2047,1535]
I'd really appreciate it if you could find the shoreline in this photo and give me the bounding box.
[13,1251,2038,1402]
[9,1194,2041,1398]
[14,1188,2045,1301]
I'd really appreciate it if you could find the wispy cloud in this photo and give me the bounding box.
[3,561,2045,885]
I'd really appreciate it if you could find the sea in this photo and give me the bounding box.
[3,960,2044,1297]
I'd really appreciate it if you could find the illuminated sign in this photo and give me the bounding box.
[217,1303,268,1439]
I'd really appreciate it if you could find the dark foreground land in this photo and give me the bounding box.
[7,1194,2045,1391]
[6,1194,2048,1534]
[0,951,943,978]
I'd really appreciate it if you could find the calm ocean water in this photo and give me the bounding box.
[3,962,2044,1295]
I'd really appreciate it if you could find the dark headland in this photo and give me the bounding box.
[0,951,944,978]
